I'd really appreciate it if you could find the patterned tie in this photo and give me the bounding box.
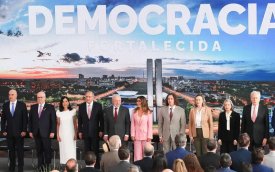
[11,102,15,116]
[38,104,43,118]
[170,108,173,121]
[87,104,91,119]
[252,105,257,123]
[114,107,118,122]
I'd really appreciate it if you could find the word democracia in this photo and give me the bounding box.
[29,3,275,35]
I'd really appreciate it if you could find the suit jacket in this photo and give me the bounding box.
[158,106,186,141]
[131,111,152,140]
[100,150,120,172]
[28,103,56,138]
[134,157,153,172]
[80,166,101,172]
[229,148,251,172]
[263,151,275,171]
[1,101,28,137]
[199,152,220,170]
[165,147,190,169]
[241,104,269,145]
[189,106,214,138]
[217,167,236,172]
[252,164,274,172]
[112,161,132,172]
[218,111,240,142]
[78,101,104,138]
[103,105,130,140]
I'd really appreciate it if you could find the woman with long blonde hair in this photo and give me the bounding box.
[131,96,153,161]
[172,158,188,172]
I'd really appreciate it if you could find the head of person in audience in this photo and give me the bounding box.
[204,165,217,172]
[207,138,217,153]
[153,154,167,172]
[65,158,78,172]
[162,169,174,172]
[84,151,97,167]
[128,165,139,172]
[51,170,60,172]
[144,142,154,157]
[195,93,206,108]
[165,93,178,107]
[153,150,165,159]
[252,148,264,164]
[9,89,17,102]
[222,99,234,113]
[242,162,253,172]
[175,133,187,149]
[85,91,94,104]
[238,133,250,149]
[250,91,261,106]
[59,96,72,112]
[37,91,46,104]
[118,145,130,161]
[112,94,121,108]
[109,135,121,151]
[172,158,187,172]
[183,153,203,172]
[220,153,232,169]
[268,137,275,151]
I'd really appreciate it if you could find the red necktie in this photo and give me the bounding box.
[114,107,118,122]
[252,106,257,122]
[170,108,173,121]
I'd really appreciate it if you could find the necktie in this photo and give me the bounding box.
[11,103,15,116]
[114,107,118,122]
[87,104,91,119]
[252,106,257,122]
[38,104,43,118]
[170,108,173,121]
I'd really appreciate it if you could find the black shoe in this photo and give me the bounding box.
[9,166,15,172]
[18,166,23,172]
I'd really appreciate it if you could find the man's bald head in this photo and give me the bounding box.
[9,89,17,102]
[65,158,77,172]
[144,142,154,157]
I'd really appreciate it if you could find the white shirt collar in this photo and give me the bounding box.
[10,100,17,104]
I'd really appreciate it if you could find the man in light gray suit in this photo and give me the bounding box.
[100,135,121,172]
[158,93,186,153]
[103,94,130,145]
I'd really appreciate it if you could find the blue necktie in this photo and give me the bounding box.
[11,103,15,116]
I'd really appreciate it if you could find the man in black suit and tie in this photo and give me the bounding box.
[241,91,269,150]
[199,138,220,171]
[103,94,130,145]
[80,151,101,172]
[78,91,104,168]
[134,142,154,172]
[29,91,56,170]
[1,89,28,172]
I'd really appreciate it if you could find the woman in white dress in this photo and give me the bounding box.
[56,96,77,165]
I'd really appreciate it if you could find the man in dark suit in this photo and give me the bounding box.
[1,89,28,172]
[165,133,190,169]
[103,94,130,145]
[199,138,220,170]
[29,91,56,170]
[80,151,101,172]
[112,146,140,172]
[134,142,154,172]
[241,91,269,149]
[230,133,251,172]
[78,91,104,168]
[252,148,273,172]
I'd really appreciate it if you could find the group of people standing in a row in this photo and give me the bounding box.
[1,89,274,172]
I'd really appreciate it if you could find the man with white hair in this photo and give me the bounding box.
[100,135,121,172]
[103,94,130,145]
[241,91,269,150]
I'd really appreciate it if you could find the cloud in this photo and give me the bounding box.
[97,55,113,63]
[0,0,29,24]
[84,56,97,64]
[61,53,83,63]
[183,59,245,65]
[0,58,10,60]
[162,57,181,61]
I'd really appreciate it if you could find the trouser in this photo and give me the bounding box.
[84,137,100,168]
[7,136,24,171]
[194,128,208,157]
[34,133,52,169]
[163,135,176,154]
[220,140,237,153]
[133,140,147,162]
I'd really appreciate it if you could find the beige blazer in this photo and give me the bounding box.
[188,106,213,138]
[158,106,186,141]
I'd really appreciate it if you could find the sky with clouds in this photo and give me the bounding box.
[0,0,275,80]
